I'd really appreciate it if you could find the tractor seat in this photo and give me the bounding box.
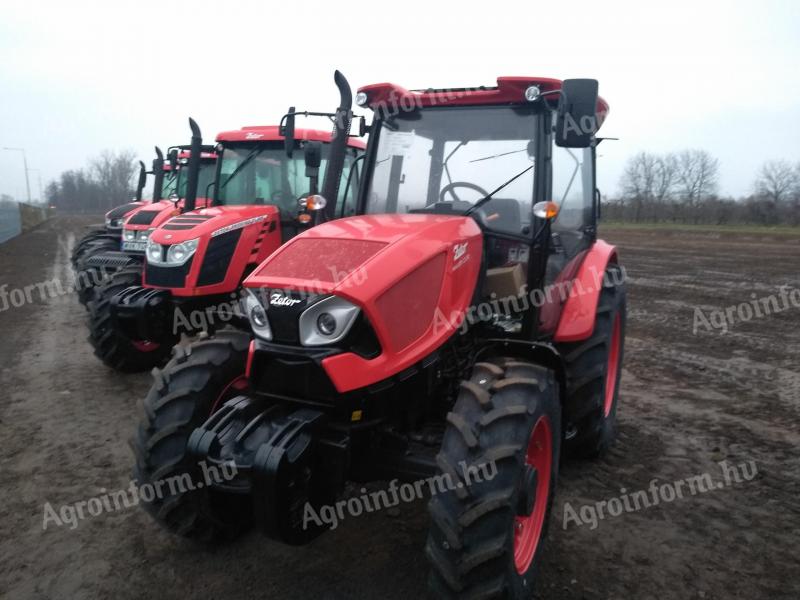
[481,198,522,234]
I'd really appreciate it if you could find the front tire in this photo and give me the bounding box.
[132,330,253,542]
[557,264,627,458]
[425,358,561,599]
[87,266,175,372]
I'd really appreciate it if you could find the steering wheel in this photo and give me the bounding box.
[439,181,491,203]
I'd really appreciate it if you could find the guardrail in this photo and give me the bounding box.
[0,201,51,244]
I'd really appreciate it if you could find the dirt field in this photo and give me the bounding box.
[1,216,798,599]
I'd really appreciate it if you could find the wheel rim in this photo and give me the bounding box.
[513,415,553,574]
[604,313,622,417]
[210,375,248,414]
[131,340,160,352]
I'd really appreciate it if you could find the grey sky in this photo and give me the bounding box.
[1,0,798,202]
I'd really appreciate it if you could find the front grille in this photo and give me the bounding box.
[197,229,242,286]
[127,210,160,225]
[145,257,193,288]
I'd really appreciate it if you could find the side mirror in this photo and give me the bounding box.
[354,115,367,137]
[304,141,322,195]
[282,106,296,157]
[555,79,599,148]
[304,141,322,170]
[168,148,179,170]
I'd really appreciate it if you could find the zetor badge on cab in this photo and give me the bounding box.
[134,74,626,599]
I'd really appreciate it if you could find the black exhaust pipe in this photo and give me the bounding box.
[184,118,202,214]
[135,161,147,201]
[319,70,353,222]
[151,146,165,201]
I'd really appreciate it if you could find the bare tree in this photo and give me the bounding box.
[754,159,799,204]
[91,149,138,209]
[675,150,719,221]
[619,152,658,222]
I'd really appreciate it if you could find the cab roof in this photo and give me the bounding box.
[358,77,609,125]
[215,125,366,150]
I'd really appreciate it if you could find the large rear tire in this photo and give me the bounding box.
[557,264,627,458]
[87,266,175,372]
[425,357,561,599]
[132,330,252,542]
[72,236,119,272]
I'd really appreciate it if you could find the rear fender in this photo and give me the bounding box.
[553,240,618,342]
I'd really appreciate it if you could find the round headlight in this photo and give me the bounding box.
[139,229,153,241]
[169,243,187,262]
[524,85,541,102]
[123,229,136,241]
[250,304,267,328]
[355,91,368,107]
[317,312,337,336]
[147,242,162,262]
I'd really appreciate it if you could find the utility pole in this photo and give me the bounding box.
[3,147,32,204]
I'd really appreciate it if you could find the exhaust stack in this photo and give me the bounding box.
[135,161,147,201]
[183,118,202,214]
[319,70,353,222]
[151,146,165,201]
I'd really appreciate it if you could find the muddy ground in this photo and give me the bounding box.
[0,216,798,599]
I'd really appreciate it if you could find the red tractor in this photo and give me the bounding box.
[75,147,217,306]
[69,158,158,270]
[88,75,365,372]
[133,75,625,598]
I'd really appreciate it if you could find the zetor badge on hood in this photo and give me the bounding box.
[244,213,483,393]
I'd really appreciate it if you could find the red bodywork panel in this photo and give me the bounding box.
[552,240,618,342]
[146,205,283,296]
[358,77,609,126]
[245,214,483,393]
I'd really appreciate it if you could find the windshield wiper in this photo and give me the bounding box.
[469,148,527,163]
[463,164,534,216]
[220,147,262,189]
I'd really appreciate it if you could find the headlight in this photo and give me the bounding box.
[139,228,154,241]
[165,238,199,265]
[245,289,272,341]
[123,229,136,242]
[106,218,121,229]
[146,240,163,263]
[298,295,360,346]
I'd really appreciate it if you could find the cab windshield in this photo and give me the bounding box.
[365,105,539,236]
[215,142,359,217]
[177,160,216,200]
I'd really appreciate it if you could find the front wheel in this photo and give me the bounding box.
[87,266,175,372]
[132,330,253,542]
[426,357,561,599]
[557,264,627,458]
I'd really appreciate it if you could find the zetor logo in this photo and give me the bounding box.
[270,293,301,307]
[453,242,468,261]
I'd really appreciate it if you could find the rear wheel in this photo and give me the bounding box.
[87,266,175,372]
[557,264,627,458]
[132,330,252,542]
[425,357,561,599]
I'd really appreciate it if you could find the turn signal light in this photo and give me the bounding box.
[297,213,312,224]
[533,201,559,220]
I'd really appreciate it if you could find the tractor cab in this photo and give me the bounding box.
[120,148,217,255]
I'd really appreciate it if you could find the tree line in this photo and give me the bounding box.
[607,150,800,226]
[45,150,138,213]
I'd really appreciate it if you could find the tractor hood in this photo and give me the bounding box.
[124,198,212,231]
[246,214,483,385]
[149,204,279,245]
